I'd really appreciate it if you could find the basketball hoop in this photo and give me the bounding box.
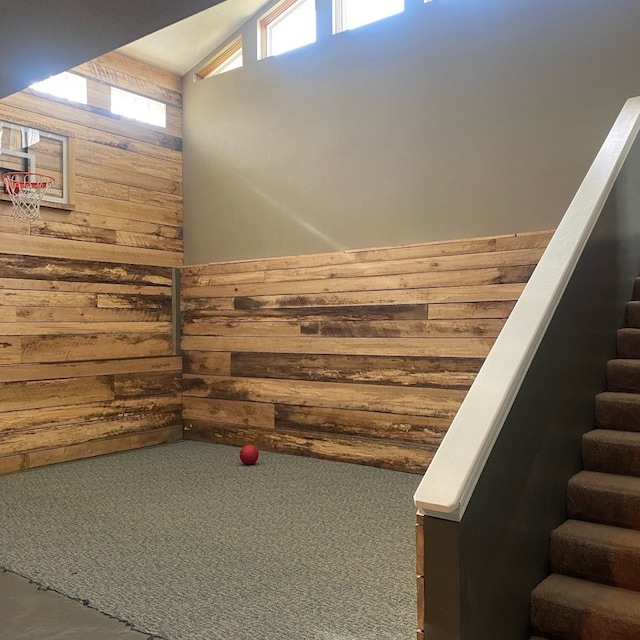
[2,171,55,221]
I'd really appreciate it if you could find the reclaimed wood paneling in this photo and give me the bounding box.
[0,52,183,473]
[180,231,552,473]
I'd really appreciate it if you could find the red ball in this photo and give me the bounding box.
[239,444,259,465]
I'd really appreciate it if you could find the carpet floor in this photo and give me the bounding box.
[0,441,420,640]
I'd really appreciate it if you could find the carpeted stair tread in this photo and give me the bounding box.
[551,519,640,590]
[582,429,640,476]
[595,392,640,432]
[567,471,640,529]
[617,328,640,359]
[531,574,640,640]
[608,359,640,393]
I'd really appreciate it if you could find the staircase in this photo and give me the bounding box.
[530,297,640,639]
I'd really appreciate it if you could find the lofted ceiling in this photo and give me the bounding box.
[118,0,269,76]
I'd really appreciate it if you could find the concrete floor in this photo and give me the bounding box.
[0,570,149,640]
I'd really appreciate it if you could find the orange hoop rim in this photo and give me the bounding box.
[2,171,55,191]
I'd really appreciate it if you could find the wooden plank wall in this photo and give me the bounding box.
[181,230,553,473]
[0,52,183,474]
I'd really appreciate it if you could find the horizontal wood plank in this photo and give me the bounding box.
[182,335,494,358]
[183,396,275,429]
[0,356,181,383]
[24,427,182,471]
[229,353,483,388]
[274,404,450,444]
[182,374,466,419]
[21,333,172,363]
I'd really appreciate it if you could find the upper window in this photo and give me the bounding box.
[197,37,243,80]
[334,0,404,34]
[259,0,316,59]
[110,88,166,128]
[30,72,87,105]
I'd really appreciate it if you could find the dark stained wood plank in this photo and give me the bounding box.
[182,304,431,322]
[0,253,172,285]
[299,318,505,338]
[275,404,450,444]
[230,353,483,389]
[113,371,181,398]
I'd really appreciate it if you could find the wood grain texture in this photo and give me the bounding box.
[0,52,183,471]
[180,232,551,472]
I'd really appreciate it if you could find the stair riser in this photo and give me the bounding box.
[567,485,640,530]
[618,330,640,359]
[582,440,640,477]
[608,363,640,394]
[531,594,640,640]
[627,301,640,328]
[596,398,640,432]
[551,536,640,591]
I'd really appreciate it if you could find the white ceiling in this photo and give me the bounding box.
[118,0,268,76]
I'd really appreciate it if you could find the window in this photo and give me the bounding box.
[30,72,87,105]
[259,0,316,59]
[197,38,243,79]
[110,88,166,128]
[334,0,404,34]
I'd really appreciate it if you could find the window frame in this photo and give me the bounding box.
[197,37,243,80]
[258,0,316,60]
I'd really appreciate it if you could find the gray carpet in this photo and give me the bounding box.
[0,442,420,640]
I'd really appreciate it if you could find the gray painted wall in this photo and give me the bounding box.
[421,136,640,639]
[183,0,640,264]
[0,0,224,99]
